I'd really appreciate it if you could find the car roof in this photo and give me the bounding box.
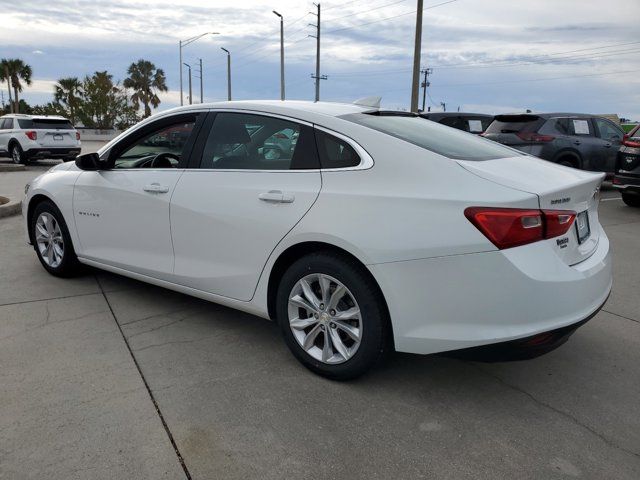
[496,112,594,119]
[159,100,376,123]
[1,114,70,120]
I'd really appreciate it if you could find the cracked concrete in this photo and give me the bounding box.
[1,183,639,479]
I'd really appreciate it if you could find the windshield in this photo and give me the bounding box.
[341,112,524,161]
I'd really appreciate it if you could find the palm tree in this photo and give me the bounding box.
[0,58,32,113]
[123,59,168,118]
[54,77,82,125]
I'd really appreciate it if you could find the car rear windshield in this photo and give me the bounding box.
[17,118,74,130]
[484,115,542,134]
[340,112,524,161]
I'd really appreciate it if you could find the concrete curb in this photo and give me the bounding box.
[0,164,26,172]
[0,196,21,218]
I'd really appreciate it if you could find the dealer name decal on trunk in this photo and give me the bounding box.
[550,197,571,205]
[556,237,569,249]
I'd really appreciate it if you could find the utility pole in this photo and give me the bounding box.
[273,10,285,100]
[410,0,424,112]
[309,3,326,102]
[440,102,446,112]
[420,67,432,112]
[221,48,232,101]
[199,58,203,103]
[183,63,192,105]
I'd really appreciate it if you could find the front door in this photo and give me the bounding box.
[170,111,322,301]
[593,117,624,173]
[73,113,203,278]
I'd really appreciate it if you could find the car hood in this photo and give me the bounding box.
[48,161,80,173]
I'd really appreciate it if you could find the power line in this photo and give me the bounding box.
[325,0,459,34]
[324,0,409,22]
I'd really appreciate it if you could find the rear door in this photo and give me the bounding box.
[170,111,322,301]
[593,117,624,173]
[0,118,13,153]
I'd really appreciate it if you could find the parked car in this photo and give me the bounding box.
[420,112,493,134]
[0,114,81,164]
[483,113,624,174]
[612,123,640,207]
[23,101,611,379]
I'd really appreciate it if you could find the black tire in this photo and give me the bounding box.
[30,200,82,277]
[10,143,24,165]
[558,158,576,168]
[621,191,640,208]
[276,251,390,380]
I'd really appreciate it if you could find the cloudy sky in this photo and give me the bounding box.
[1,0,639,119]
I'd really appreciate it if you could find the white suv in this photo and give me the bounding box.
[0,114,81,164]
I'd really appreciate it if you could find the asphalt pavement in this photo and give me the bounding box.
[0,166,638,479]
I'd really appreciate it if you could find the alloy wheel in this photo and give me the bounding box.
[11,147,21,164]
[288,273,362,364]
[35,212,64,268]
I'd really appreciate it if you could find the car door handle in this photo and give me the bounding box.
[143,183,170,194]
[604,143,612,148]
[573,140,581,145]
[258,190,295,204]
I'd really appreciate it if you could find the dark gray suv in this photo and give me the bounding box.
[483,113,624,174]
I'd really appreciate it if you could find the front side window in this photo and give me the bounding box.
[594,118,622,140]
[111,118,197,169]
[343,112,524,161]
[0,118,12,130]
[200,113,318,170]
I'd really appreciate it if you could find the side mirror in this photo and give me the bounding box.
[75,152,103,170]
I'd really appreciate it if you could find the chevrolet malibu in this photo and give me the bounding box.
[22,101,612,379]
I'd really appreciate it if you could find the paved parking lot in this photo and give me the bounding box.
[1,165,639,479]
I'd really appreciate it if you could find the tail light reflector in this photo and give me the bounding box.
[25,131,37,141]
[516,132,555,143]
[76,131,81,141]
[465,207,576,250]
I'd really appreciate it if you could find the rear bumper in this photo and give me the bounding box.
[25,148,81,160]
[612,173,640,192]
[369,225,612,355]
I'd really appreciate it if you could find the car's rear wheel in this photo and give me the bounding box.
[30,201,82,277]
[621,191,640,208]
[10,143,24,165]
[276,251,389,380]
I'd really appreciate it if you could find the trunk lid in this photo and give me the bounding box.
[458,156,604,266]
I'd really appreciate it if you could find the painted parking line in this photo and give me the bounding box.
[601,197,623,202]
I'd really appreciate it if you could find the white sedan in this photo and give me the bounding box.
[22,101,612,379]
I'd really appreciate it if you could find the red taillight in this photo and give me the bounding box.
[516,132,555,143]
[543,209,576,238]
[465,207,576,250]
[612,177,622,185]
[622,134,640,148]
[76,131,81,141]
[25,131,37,141]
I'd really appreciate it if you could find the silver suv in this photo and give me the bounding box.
[0,114,81,164]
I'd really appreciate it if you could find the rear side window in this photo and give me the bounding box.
[484,115,542,135]
[200,113,319,170]
[554,118,592,136]
[314,130,361,168]
[342,112,524,161]
[17,118,74,130]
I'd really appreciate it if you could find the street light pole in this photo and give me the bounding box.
[183,63,192,105]
[179,32,219,106]
[221,48,232,101]
[273,10,285,101]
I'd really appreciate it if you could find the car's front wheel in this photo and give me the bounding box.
[276,252,390,380]
[30,201,82,277]
[10,143,24,165]
[621,191,640,208]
